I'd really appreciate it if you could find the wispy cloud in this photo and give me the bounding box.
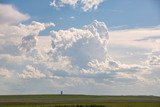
[0,4,29,25]
[109,27,160,50]
[70,16,75,19]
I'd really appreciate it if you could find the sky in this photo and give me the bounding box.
[0,0,160,95]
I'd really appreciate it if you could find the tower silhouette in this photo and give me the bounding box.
[61,91,63,95]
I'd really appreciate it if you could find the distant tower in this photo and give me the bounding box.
[61,91,63,95]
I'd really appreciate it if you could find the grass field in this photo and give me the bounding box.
[0,94,160,107]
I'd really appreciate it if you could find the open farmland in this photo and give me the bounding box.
[0,95,160,107]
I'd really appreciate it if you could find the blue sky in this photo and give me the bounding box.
[1,0,160,31]
[0,0,160,95]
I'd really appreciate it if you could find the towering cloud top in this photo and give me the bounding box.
[50,20,108,51]
[51,20,109,50]
[49,20,109,69]
[83,20,109,39]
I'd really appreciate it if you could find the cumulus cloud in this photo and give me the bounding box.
[19,35,37,53]
[0,68,13,78]
[50,20,108,50]
[0,20,157,84]
[49,20,109,70]
[18,21,54,59]
[50,0,104,11]
[50,28,93,50]
[81,0,103,11]
[50,0,78,8]
[0,4,31,54]
[0,16,159,95]
[48,20,150,85]
[146,51,160,66]
[18,21,55,36]
[0,20,54,59]
[0,6,55,89]
[148,55,160,66]
[18,65,46,79]
[0,4,29,25]
[79,58,149,85]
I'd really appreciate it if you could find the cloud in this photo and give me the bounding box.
[79,57,149,85]
[136,35,160,41]
[113,28,159,67]
[17,21,54,59]
[0,21,54,58]
[18,65,46,79]
[0,4,29,25]
[0,18,160,95]
[0,68,13,78]
[12,20,153,86]
[81,0,103,11]
[146,51,160,66]
[48,20,151,85]
[49,20,109,68]
[50,0,78,8]
[50,0,104,11]
[18,21,55,36]
[70,16,75,19]
[109,27,160,50]
[0,4,53,58]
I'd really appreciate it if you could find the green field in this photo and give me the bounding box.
[0,94,160,107]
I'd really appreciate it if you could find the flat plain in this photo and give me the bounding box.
[0,95,160,107]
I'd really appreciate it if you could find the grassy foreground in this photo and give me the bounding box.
[0,94,160,107]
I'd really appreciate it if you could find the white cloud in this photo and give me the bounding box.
[81,0,103,11]
[50,0,78,8]
[19,21,55,36]
[48,20,151,85]
[50,28,93,50]
[0,5,54,58]
[0,18,160,95]
[109,27,160,69]
[50,20,108,50]
[50,0,104,11]
[148,55,160,66]
[114,72,147,84]
[17,21,54,59]
[109,27,160,50]
[45,55,75,73]
[80,57,149,85]
[146,51,160,66]
[18,65,46,79]
[0,21,54,59]
[70,16,75,19]
[0,68,12,78]
[49,20,109,72]
[87,58,120,72]
[0,4,29,25]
